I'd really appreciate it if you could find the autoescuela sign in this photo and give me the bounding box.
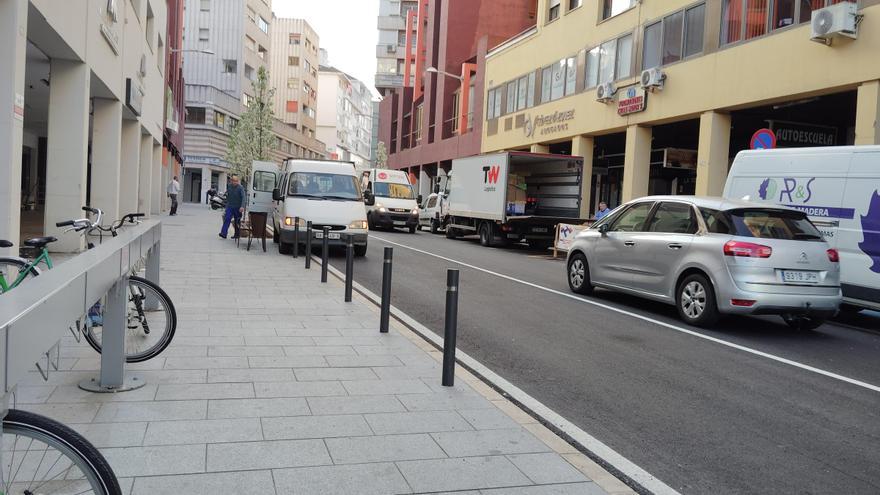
[617,86,646,116]
[768,120,837,147]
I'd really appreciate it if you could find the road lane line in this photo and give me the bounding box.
[370,234,880,394]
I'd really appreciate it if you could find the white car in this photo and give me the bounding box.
[418,192,446,234]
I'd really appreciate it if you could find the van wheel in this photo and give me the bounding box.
[676,274,719,327]
[354,244,368,257]
[567,253,593,295]
[279,241,293,255]
[445,226,457,239]
[781,315,825,331]
[409,225,417,234]
[479,223,494,247]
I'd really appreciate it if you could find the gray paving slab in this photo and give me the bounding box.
[326,433,448,464]
[272,462,412,495]
[326,355,406,367]
[207,368,295,383]
[343,379,434,396]
[397,456,532,493]
[93,400,207,423]
[307,395,406,415]
[254,380,347,398]
[154,382,254,400]
[206,439,331,471]
[262,414,373,440]
[506,453,590,485]
[430,429,551,457]
[480,483,608,495]
[458,407,523,430]
[364,411,475,435]
[143,418,263,445]
[283,345,357,356]
[100,444,206,477]
[294,367,379,381]
[70,422,148,448]
[248,355,329,368]
[130,470,275,495]
[207,397,311,419]
[207,345,285,356]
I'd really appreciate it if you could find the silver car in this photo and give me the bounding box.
[566,196,842,329]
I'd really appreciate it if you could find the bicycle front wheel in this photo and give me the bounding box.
[83,276,177,362]
[2,409,122,495]
[0,258,40,294]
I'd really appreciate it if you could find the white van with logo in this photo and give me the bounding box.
[361,169,420,233]
[723,146,880,312]
[270,159,369,256]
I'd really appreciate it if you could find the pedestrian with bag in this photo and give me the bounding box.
[219,174,246,239]
[167,176,180,216]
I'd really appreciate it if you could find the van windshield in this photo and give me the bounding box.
[374,182,416,200]
[287,172,363,201]
[701,208,824,241]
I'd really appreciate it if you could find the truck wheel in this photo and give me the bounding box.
[479,223,494,247]
[528,239,552,250]
[445,227,457,239]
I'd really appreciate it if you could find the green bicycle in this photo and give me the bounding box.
[0,236,57,294]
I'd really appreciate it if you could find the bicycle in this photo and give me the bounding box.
[55,208,177,363]
[0,236,57,294]
[2,408,122,494]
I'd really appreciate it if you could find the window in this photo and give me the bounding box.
[550,59,565,100]
[426,196,437,208]
[253,171,277,192]
[185,107,205,124]
[684,4,706,57]
[200,0,209,11]
[145,2,154,47]
[565,57,577,96]
[647,203,697,234]
[414,104,423,143]
[486,88,496,119]
[222,59,237,73]
[246,7,256,23]
[598,39,616,85]
[287,172,363,200]
[245,36,256,52]
[548,0,561,21]
[645,4,704,69]
[526,72,536,108]
[609,202,654,232]
[287,78,298,89]
[214,111,226,129]
[289,34,300,45]
[616,34,633,78]
[303,82,313,96]
[541,66,552,102]
[569,0,583,10]
[304,60,312,73]
[662,11,684,65]
[245,64,254,80]
[289,56,299,66]
[602,0,637,20]
[257,16,269,34]
[722,0,845,44]
[506,81,517,114]
[198,28,209,41]
[517,76,528,111]
[720,208,823,240]
[585,47,600,88]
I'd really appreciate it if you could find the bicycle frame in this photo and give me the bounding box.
[0,248,53,293]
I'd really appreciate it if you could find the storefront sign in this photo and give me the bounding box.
[13,93,24,121]
[524,109,576,138]
[768,121,836,147]
[125,78,143,117]
[617,86,646,116]
[184,155,223,165]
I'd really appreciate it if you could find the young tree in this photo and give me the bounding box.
[376,141,388,169]
[226,66,276,179]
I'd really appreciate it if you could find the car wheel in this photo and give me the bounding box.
[479,223,493,247]
[445,226,457,239]
[567,253,593,295]
[676,274,719,327]
[781,314,825,331]
[430,219,439,234]
[354,244,368,257]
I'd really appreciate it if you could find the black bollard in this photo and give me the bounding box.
[305,221,312,269]
[321,227,330,283]
[344,234,354,302]
[442,269,460,387]
[292,217,299,259]
[379,247,393,333]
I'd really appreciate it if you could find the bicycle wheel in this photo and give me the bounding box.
[2,409,122,495]
[0,258,40,294]
[82,276,177,363]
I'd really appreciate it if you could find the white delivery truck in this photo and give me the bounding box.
[723,145,880,312]
[440,151,587,249]
[360,168,421,233]
[269,158,369,256]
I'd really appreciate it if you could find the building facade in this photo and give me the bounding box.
[1,0,169,253]
[378,0,538,197]
[376,0,420,95]
[483,0,880,217]
[181,0,325,203]
[164,0,186,183]
[317,65,375,168]
[269,18,321,142]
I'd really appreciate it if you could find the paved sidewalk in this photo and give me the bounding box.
[15,204,634,494]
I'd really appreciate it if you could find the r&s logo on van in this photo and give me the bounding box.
[757,177,854,219]
[482,165,500,192]
[859,191,880,274]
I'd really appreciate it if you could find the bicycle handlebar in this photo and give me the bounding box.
[56,220,75,227]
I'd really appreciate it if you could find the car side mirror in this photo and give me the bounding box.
[272,188,282,201]
[598,223,610,235]
[417,195,423,205]
[364,190,375,206]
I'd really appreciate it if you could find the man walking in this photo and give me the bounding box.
[219,174,246,239]
[167,176,180,216]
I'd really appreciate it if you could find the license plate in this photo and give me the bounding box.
[533,227,548,233]
[315,232,341,240]
[393,221,407,226]
[781,270,819,284]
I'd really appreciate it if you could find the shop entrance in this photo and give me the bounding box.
[593,133,627,209]
[184,168,202,203]
[649,119,700,196]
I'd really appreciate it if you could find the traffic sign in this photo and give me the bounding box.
[750,128,777,150]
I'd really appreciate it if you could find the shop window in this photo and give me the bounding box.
[550,59,566,100]
[541,66,552,103]
[565,57,577,96]
[585,47,600,88]
[602,0,637,20]
[548,0,561,21]
[643,4,704,70]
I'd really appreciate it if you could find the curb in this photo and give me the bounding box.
[316,254,680,495]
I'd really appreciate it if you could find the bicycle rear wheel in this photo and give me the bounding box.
[83,276,177,362]
[2,409,122,495]
[0,258,40,294]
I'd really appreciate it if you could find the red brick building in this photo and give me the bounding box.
[379,0,537,196]
[163,0,185,179]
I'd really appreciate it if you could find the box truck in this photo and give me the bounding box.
[439,152,587,248]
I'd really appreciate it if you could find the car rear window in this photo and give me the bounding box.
[701,208,824,241]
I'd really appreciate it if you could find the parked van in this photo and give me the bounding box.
[360,169,420,233]
[723,146,880,312]
[268,159,369,256]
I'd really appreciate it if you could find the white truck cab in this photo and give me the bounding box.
[271,159,369,256]
[361,169,421,233]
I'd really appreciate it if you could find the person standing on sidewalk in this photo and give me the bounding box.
[167,176,180,216]
[219,174,246,239]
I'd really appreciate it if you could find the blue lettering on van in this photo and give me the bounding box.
[778,177,814,203]
[783,205,855,220]
[858,191,880,274]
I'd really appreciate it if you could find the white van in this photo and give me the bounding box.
[269,159,369,256]
[360,169,420,233]
[723,146,880,312]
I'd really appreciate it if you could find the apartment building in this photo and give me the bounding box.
[483,0,880,216]
[376,0,421,95]
[317,65,375,167]
[269,18,321,144]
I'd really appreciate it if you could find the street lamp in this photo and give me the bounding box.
[426,67,462,81]
[170,49,215,55]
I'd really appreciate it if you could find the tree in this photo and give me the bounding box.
[376,141,388,169]
[226,66,276,179]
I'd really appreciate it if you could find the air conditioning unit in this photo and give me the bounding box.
[596,82,616,103]
[811,1,859,45]
[640,67,666,91]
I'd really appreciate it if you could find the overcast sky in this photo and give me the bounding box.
[273,0,380,97]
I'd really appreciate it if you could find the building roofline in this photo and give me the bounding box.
[487,25,538,59]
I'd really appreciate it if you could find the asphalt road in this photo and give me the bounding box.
[324,228,880,495]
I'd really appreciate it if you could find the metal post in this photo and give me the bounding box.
[305,221,312,269]
[321,227,330,283]
[442,269,460,387]
[292,217,299,259]
[380,247,393,333]
[345,234,354,302]
[78,276,145,392]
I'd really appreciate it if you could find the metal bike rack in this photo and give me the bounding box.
[0,220,162,399]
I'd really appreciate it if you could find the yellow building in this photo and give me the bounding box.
[482,0,880,217]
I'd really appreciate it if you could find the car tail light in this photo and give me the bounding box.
[827,249,839,262]
[724,241,772,258]
[731,299,757,307]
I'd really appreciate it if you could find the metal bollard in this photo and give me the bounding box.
[292,217,299,259]
[442,269,460,387]
[379,247,393,333]
[321,227,330,283]
[305,221,312,269]
[344,234,354,302]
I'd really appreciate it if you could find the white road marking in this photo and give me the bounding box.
[370,234,880,394]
